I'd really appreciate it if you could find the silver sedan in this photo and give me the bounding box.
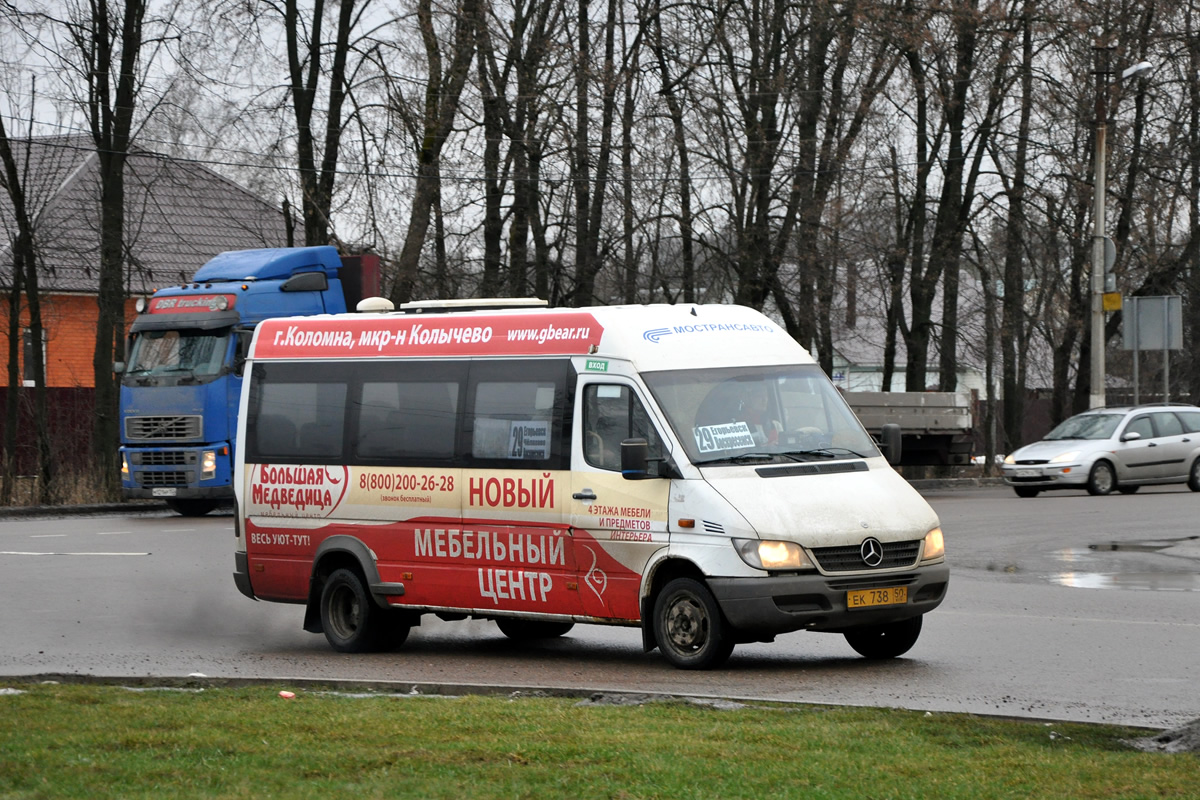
[1002,404,1200,497]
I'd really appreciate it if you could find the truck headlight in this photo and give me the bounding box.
[921,527,945,561]
[121,454,129,477]
[733,539,814,571]
[201,450,217,479]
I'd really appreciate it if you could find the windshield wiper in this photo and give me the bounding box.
[693,452,778,466]
[779,447,868,460]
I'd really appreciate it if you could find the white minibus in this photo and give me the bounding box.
[233,301,947,669]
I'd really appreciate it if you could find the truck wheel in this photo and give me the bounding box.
[652,578,734,670]
[1086,462,1115,496]
[495,619,574,640]
[320,568,409,653]
[1013,487,1040,498]
[166,499,217,516]
[844,615,922,660]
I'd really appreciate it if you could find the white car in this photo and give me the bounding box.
[1002,404,1200,497]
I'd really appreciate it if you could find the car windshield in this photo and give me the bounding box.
[641,363,879,465]
[1043,413,1123,441]
[126,328,230,379]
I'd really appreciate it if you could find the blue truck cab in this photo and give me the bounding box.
[117,246,377,515]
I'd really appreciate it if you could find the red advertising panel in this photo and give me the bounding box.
[251,312,604,359]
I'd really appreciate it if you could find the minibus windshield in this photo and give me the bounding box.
[643,364,879,465]
[126,328,230,383]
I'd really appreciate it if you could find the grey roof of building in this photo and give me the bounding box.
[0,136,288,294]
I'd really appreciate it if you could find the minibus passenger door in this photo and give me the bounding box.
[569,382,670,621]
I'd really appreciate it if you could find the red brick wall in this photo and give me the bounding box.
[0,294,138,388]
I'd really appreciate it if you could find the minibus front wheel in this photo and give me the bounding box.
[653,578,735,670]
[843,615,922,660]
[320,568,411,653]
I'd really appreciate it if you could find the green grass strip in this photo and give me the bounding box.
[0,683,1195,799]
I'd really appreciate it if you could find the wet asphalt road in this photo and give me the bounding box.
[1,485,1197,729]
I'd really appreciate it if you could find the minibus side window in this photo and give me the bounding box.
[247,362,349,463]
[583,384,664,471]
[356,380,460,461]
[466,360,570,470]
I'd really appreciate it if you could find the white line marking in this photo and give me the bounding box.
[97,531,132,536]
[30,534,67,539]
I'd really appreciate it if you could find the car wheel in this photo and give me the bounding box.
[1014,487,1040,498]
[653,577,734,670]
[1087,461,1115,496]
[1189,459,1200,492]
[1118,486,1140,494]
[320,568,410,653]
[496,619,574,640]
[844,615,923,660]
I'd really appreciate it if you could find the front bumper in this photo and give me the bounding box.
[120,443,233,499]
[709,562,949,638]
[1001,463,1087,489]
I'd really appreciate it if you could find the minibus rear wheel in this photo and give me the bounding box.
[495,619,575,640]
[843,615,922,660]
[653,578,734,670]
[320,568,410,653]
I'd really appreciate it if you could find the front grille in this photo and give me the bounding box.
[811,540,921,572]
[133,451,196,466]
[126,415,202,441]
[1013,459,1049,466]
[138,471,192,487]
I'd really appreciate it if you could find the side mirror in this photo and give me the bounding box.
[881,423,902,465]
[621,437,650,479]
[1120,431,1142,442]
[112,361,126,374]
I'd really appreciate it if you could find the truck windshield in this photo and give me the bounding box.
[642,364,879,465]
[126,329,230,381]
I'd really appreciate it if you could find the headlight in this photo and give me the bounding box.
[922,527,945,561]
[1003,454,1015,465]
[121,454,129,477]
[201,450,217,479]
[733,539,814,571]
[1049,451,1079,464]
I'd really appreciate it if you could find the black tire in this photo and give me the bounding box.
[844,615,923,660]
[166,499,217,516]
[1118,486,1140,494]
[1013,487,1040,498]
[1189,459,1200,492]
[319,568,410,653]
[495,618,575,640]
[652,577,734,670]
[1086,461,1116,496]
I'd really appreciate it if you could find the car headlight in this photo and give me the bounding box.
[921,527,944,561]
[733,539,814,571]
[1049,451,1079,464]
[201,450,217,479]
[1003,454,1015,465]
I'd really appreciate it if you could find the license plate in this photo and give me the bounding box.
[1014,469,1038,478]
[152,487,178,497]
[847,586,908,610]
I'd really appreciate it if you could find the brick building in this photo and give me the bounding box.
[1,135,288,470]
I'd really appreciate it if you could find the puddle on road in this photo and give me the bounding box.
[1050,571,1200,591]
[1047,537,1200,591]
